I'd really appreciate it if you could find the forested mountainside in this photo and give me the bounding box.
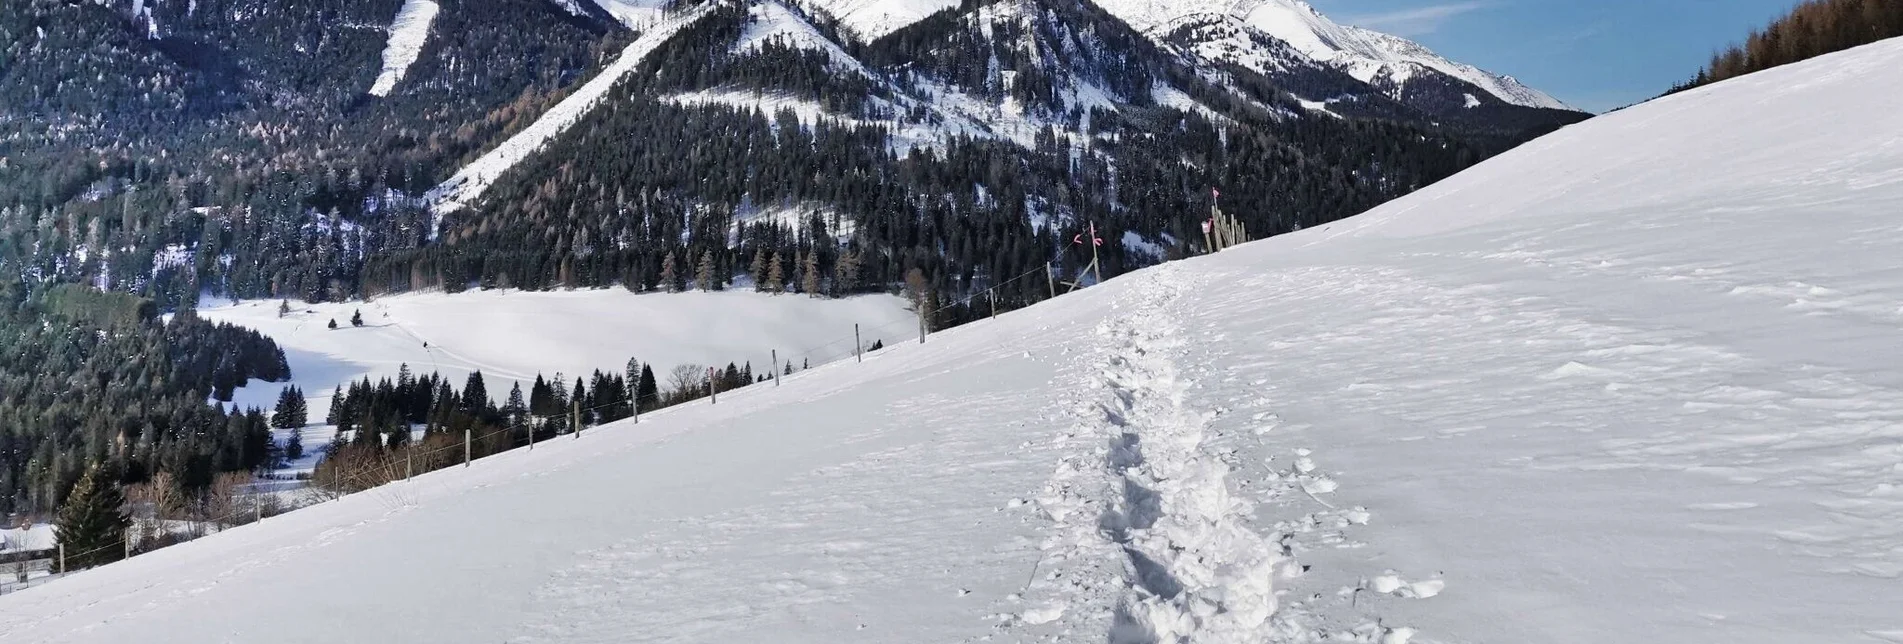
[0,0,1583,514]
[1667,0,1903,95]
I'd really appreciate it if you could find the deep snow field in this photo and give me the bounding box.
[5,36,1903,644]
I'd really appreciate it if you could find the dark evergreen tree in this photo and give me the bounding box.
[54,466,130,569]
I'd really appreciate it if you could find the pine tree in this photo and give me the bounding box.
[765,251,785,294]
[325,385,345,425]
[802,250,822,297]
[272,386,307,429]
[462,371,488,416]
[637,363,658,411]
[832,250,860,295]
[696,250,717,292]
[504,382,527,423]
[659,251,679,293]
[54,466,130,569]
[749,249,768,291]
[285,429,304,461]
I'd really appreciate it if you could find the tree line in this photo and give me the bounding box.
[1669,0,1903,93]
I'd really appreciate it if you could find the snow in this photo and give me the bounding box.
[367,0,440,97]
[425,4,715,220]
[587,0,671,29]
[0,525,53,554]
[196,288,911,424]
[9,37,1903,644]
[803,0,958,41]
[735,1,871,75]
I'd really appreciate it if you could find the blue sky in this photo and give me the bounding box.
[1311,0,1803,112]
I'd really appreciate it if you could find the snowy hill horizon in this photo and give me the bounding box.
[6,28,1903,644]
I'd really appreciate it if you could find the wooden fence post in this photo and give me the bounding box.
[708,367,718,404]
[573,398,581,439]
[1046,262,1056,299]
[989,290,997,319]
[463,429,471,467]
[855,325,863,362]
[58,544,64,575]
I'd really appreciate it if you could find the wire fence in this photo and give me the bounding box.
[5,260,1091,595]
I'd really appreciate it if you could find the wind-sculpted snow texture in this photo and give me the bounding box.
[6,37,1903,644]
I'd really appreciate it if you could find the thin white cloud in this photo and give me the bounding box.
[1344,2,1488,37]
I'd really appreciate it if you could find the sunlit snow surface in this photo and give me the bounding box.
[6,38,1903,644]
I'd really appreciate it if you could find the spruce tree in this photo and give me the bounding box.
[802,250,822,296]
[765,251,785,293]
[285,428,304,461]
[696,250,716,292]
[637,364,658,411]
[659,252,679,293]
[54,466,130,569]
[749,249,768,290]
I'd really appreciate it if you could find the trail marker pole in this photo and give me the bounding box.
[463,429,471,467]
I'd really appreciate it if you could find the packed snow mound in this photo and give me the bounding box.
[1093,0,1571,110]
[8,38,1903,644]
[368,0,440,97]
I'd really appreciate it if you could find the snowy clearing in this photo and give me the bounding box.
[197,289,911,423]
[6,36,1903,644]
[367,0,440,97]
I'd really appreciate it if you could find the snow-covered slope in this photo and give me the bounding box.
[1095,0,1569,110]
[198,289,911,423]
[805,0,959,40]
[424,4,713,218]
[10,37,1903,644]
[368,0,441,97]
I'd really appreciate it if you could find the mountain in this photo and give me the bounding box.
[5,34,1901,642]
[0,0,1581,515]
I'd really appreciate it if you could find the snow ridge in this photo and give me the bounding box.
[368,0,441,97]
[425,4,715,220]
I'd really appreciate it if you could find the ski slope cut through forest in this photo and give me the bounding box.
[6,36,1903,644]
[368,0,441,97]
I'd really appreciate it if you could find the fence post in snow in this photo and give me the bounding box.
[989,290,997,319]
[573,398,581,439]
[463,429,471,467]
[708,367,717,405]
[630,392,639,423]
[917,307,926,345]
[57,544,63,575]
[773,349,782,383]
[1046,262,1056,299]
[406,449,413,482]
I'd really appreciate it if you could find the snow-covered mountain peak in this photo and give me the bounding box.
[1090,0,1572,111]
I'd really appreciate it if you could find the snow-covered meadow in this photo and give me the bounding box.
[5,34,1903,644]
